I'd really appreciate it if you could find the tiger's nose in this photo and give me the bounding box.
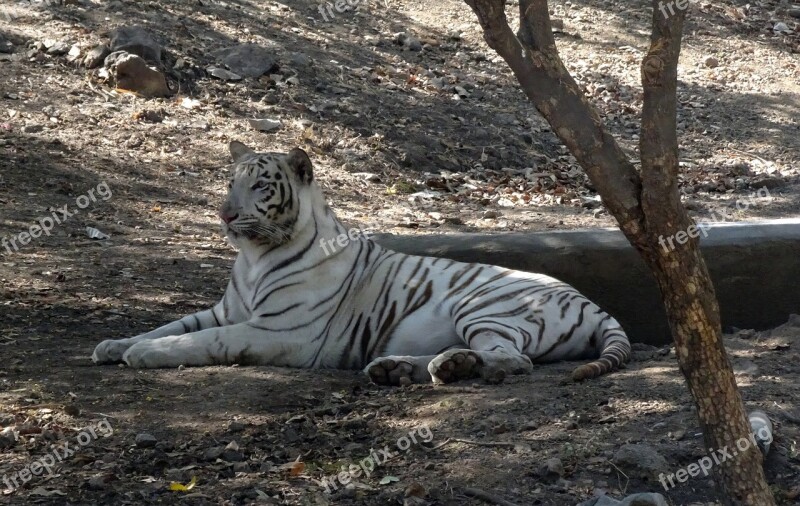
[220,211,239,224]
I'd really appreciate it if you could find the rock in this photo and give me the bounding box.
[84,44,110,68]
[109,26,161,62]
[749,176,784,189]
[203,446,224,461]
[111,53,171,97]
[578,493,668,506]
[394,32,422,51]
[232,461,250,473]
[748,410,772,455]
[221,440,245,462]
[482,210,499,219]
[22,124,44,133]
[789,9,800,19]
[206,66,242,81]
[134,432,157,448]
[228,420,245,433]
[249,118,281,132]
[772,22,790,33]
[46,40,71,56]
[0,426,17,449]
[67,44,81,62]
[86,473,110,490]
[612,444,669,481]
[0,37,13,54]
[213,43,277,78]
[289,52,311,66]
[353,172,380,183]
[538,457,564,482]
[703,56,719,68]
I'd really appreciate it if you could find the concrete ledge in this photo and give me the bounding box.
[373,219,800,346]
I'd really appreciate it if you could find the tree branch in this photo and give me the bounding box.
[464,0,646,243]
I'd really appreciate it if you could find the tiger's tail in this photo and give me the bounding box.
[571,317,631,382]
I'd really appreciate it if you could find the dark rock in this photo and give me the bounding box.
[46,40,71,56]
[109,26,161,63]
[134,432,157,448]
[213,43,277,78]
[203,446,224,461]
[613,444,669,481]
[84,44,110,68]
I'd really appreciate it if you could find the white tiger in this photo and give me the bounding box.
[91,142,631,385]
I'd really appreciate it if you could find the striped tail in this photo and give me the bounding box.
[571,319,631,382]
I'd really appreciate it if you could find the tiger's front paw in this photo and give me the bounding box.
[92,338,135,364]
[122,336,208,369]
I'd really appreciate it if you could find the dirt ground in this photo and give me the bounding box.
[1,0,799,504]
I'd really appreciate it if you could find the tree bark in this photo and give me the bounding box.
[463,0,775,503]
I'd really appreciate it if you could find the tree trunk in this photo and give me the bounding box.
[463,0,774,503]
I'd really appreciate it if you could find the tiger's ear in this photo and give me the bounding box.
[286,148,313,184]
[229,141,255,163]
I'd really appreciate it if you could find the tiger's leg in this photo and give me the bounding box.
[92,304,228,364]
[121,322,308,369]
[428,329,533,385]
[364,355,437,386]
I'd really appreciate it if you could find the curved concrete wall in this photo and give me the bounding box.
[373,219,800,345]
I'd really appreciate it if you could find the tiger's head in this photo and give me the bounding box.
[219,141,315,248]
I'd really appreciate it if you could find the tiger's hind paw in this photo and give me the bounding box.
[364,355,432,386]
[428,349,483,385]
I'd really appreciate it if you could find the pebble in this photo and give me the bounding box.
[612,444,669,481]
[248,118,282,132]
[578,493,668,506]
[538,457,564,481]
[84,44,110,68]
[134,432,158,448]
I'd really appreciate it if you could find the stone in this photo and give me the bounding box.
[538,457,564,482]
[249,118,281,132]
[109,26,161,62]
[289,52,311,66]
[394,32,422,51]
[578,493,668,506]
[134,432,157,448]
[212,43,277,78]
[46,40,71,56]
[703,56,719,68]
[0,427,17,449]
[207,66,242,81]
[0,37,13,54]
[203,446,224,461]
[110,53,171,97]
[84,44,110,68]
[612,444,669,481]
